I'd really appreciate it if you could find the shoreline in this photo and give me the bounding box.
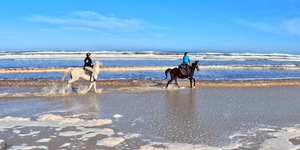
[1,79,300,88]
[1,65,300,73]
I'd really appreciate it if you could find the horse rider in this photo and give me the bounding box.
[181,52,191,78]
[84,53,96,81]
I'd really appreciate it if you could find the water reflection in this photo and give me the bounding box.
[61,94,101,120]
[165,89,196,121]
[147,89,201,143]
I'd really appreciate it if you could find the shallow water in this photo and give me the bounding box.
[2,69,300,81]
[1,86,300,149]
[1,50,300,81]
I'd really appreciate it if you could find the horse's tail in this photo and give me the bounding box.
[61,68,73,81]
[164,68,172,80]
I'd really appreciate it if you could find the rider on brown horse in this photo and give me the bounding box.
[165,60,200,88]
[179,52,191,78]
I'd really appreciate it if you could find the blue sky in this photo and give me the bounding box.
[0,0,300,54]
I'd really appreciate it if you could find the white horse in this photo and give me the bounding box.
[61,60,103,93]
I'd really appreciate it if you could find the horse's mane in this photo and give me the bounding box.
[191,61,199,67]
[93,60,103,68]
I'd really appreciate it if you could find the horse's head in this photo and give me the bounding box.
[193,61,200,71]
[93,60,104,68]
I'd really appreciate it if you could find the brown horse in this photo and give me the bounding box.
[165,61,200,88]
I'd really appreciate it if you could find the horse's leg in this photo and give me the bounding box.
[65,73,79,91]
[65,79,75,92]
[93,81,97,92]
[189,78,193,88]
[166,79,173,88]
[67,77,77,88]
[86,81,94,92]
[193,78,196,87]
[175,77,180,88]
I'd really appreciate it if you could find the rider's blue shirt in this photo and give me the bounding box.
[183,55,190,63]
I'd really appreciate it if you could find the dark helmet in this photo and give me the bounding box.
[86,53,91,57]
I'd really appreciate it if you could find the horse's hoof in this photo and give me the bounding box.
[95,89,102,94]
[77,90,87,95]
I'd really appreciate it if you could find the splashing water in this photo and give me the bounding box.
[41,85,71,96]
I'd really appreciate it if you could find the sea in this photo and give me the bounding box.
[1,50,300,81]
[1,51,300,149]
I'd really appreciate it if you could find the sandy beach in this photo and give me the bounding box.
[1,79,300,149]
[2,0,300,149]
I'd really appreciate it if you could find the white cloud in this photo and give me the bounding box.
[233,17,300,37]
[233,19,280,34]
[26,11,153,32]
[281,18,300,36]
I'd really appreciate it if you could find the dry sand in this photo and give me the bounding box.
[1,79,300,149]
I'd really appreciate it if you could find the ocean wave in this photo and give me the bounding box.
[1,50,300,61]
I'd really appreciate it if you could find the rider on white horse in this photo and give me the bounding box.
[84,53,96,81]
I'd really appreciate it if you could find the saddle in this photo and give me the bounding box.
[178,63,189,76]
[179,68,188,75]
[83,67,93,76]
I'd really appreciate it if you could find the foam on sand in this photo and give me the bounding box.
[139,125,300,150]
[113,114,123,119]
[1,115,300,149]
[260,126,300,150]
[139,141,242,150]
[97,137,125,147]
[0,114,115,149]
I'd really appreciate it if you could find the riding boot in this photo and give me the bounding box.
[90,73,94,82]
[187,69,191,78]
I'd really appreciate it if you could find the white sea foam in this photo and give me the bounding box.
[96,137,125,147]
[113,114,123,119]
[1,50,300,61]
[1,114,300,149]
[59,143,71,148]
[0,114,112,130]
[36,138,51,143]
[139,141,242,150]
[0,114,114,149]
[0,85,77,98]
[9,145,48,150]
[260,126,300,150]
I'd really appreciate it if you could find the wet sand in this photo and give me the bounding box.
[1,80,300,149]
[1,64,300,74]
[1,79,300,88]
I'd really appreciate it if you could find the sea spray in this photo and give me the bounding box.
[41,85,71,96]
[76,86,89,94]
